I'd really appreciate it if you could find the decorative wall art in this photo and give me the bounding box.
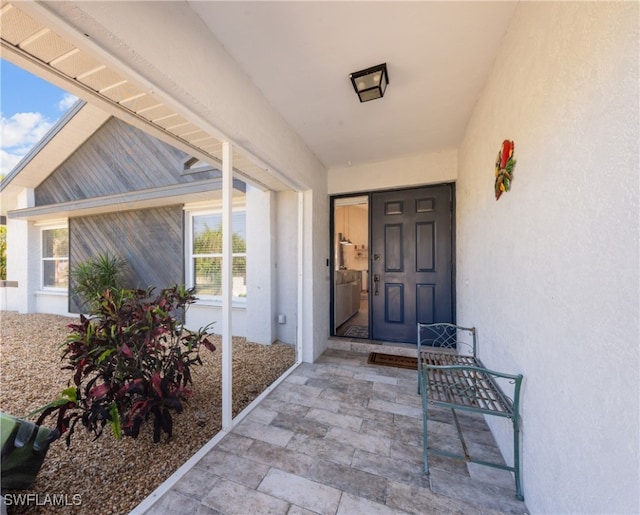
[494,139,517,200]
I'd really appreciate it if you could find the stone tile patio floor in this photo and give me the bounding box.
[143,347,528,514]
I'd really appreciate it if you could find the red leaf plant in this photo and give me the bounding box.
[35,285,215,445]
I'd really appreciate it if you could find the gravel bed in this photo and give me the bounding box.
[0,311,296,514]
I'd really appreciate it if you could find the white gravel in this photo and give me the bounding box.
[0,311,296,514]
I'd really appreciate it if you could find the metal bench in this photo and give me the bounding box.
[417,323,524,500]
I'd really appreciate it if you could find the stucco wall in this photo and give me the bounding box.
[328,149,457,195]
[272,191,299,346]
[35,291,74,317]
[456,3,639,513]
[6,190,38,314]
[186,302,247,339]
[246,188,276,345]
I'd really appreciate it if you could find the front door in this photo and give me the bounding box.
[370,184,454,343]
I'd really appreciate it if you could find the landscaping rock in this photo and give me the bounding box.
[0,312,295,514]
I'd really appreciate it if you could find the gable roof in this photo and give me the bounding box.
[0,100,110,216]
[2,102,247,222]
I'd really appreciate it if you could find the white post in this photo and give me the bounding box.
[296,191,304,360]
[221,141,233,430]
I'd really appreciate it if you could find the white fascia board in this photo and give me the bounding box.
[7,179,240,221]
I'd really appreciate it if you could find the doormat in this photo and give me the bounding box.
[343,325,369,338]
[367,352,418,370]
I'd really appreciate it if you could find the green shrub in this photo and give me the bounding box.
[34,285,215,444]
[71,253,127,313]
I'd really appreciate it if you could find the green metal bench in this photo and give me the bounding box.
[417,323,524,500]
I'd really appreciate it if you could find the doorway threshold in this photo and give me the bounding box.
[328,336,417,358]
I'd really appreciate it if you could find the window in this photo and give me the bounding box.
[42,226,69,289]
[188,210,246,298]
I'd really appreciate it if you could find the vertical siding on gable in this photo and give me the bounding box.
[35,117,219,205]
[69,205,184,313]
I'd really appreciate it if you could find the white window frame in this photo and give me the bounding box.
[39,221,69,291]
[185,204,247,303]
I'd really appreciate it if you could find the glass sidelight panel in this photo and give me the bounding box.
[333,196,370,338]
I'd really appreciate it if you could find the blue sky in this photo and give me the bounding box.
[1,58,78,177]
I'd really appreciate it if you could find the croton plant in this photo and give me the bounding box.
[35,285,215,444]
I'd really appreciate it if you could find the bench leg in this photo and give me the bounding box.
[423,413,429,474]
[513,416,524,501]
[421,387,430,474]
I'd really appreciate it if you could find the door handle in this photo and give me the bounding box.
[373,274,380,296]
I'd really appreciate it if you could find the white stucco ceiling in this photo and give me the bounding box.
[188,1,517,169]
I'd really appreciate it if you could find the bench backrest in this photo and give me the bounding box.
[417,323,476,356]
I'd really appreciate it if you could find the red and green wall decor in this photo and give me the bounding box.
[494,139,516,200]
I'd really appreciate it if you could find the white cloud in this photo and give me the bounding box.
[1,148,26,178]
[58,93,78,112]
[0,91,77,178]
[0,111,53,176]
[1,112,53,148]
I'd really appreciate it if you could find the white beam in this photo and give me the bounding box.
[221,141,233,430]
[297,191,304,359]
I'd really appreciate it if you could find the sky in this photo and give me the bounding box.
[0,58,78,177]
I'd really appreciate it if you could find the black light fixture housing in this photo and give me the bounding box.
[350,63,389,103]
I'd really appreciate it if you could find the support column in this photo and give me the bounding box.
[296,191,304,360]
[221,141,233,431]
[246,187,276,345]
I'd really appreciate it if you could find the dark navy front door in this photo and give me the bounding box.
[370,184,454,343]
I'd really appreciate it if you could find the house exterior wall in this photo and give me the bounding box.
[245,188,276,345]
[4,216,30,313]
[456,3,639,513]
[69,206,184,313]
[35,288,72,317]
[5,122,295,344]
[34,117,214,205]
[328,148,457,195]
[4,189,68,315]
[5,116,255,336]
[186,302,247,339]
[6,214,75,317]
[275,190,299,345]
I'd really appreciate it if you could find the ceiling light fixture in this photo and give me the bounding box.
[349,63,389,103]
